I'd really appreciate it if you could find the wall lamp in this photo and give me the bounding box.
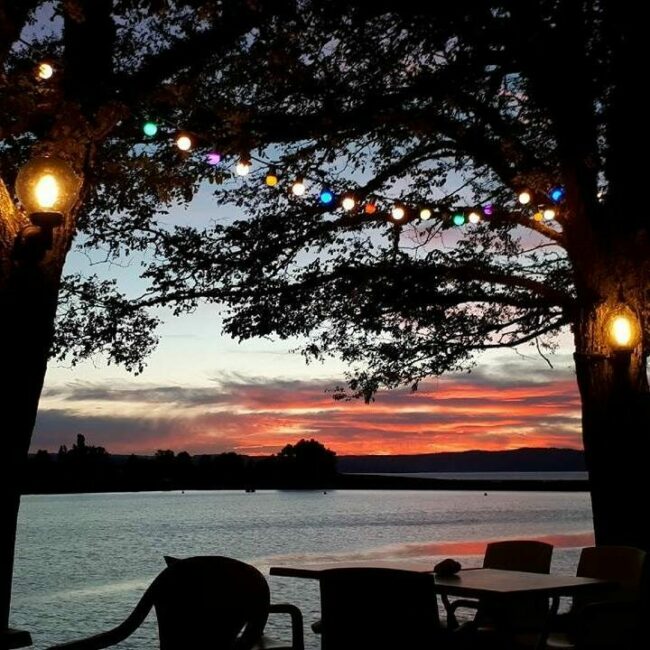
[15,156,82,256]
[606,306,641,353]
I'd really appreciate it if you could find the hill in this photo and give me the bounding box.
[337,447,585,474]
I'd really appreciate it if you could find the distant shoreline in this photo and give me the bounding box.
[23,472,589,495]
[336,473,589,492]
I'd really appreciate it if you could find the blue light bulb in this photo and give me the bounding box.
[320,189,334,205]
[549,186,565,203]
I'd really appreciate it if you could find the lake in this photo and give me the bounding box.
[11,489,594,649]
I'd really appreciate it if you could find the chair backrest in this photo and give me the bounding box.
[573,545,647,611]
[149,556,271,650]
[319,568,444,650]
[477,540,554,630]
[483,540,554,573]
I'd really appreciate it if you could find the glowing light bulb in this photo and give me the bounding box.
[206,152,222,165]
[320,189,334,204]
[36,62,54,80]
[468,211,481,224]
[143,121,158,137]
[452,213,465,226]
[342,196,356,211]
[236,161,251,176]
[483,204,494,216]
[391,206,405,221]
[533,212,544,222]
[265,173,279,186]
[518,191,532,205]
[419,208,431,220]
[610,316,633,349]
[292,179,306,196]
[543,208,556,221]
[176,134,192,151]
[549,186,565,203]
[364,203,377,215]
[34,174,59,209]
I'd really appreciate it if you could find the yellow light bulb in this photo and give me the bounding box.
[419,208,432,220]
[533,212,544,222]
[265,174,278,187]
[610,316,633,348]
[518,191,531,205]
[34,174,59,209]
[342,197,355,211]
[37,62,54,80]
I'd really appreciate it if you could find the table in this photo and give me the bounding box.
[270,562,613,649]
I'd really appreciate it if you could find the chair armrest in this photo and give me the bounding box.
[269,602,304,650]
[441,594,480,629]
[45,588,154,650]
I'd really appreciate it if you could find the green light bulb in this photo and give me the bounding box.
[452,213,465,226]
[143,121,158,137]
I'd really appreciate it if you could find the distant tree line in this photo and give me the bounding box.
[23,435,338,494]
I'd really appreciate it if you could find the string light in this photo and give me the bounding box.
[175,134,193,151]
[236,160,251,176]
[132,116,565,230]
[291,179,306,196]
[36,62,54,80]
[319,189,334,204]
[143,121,158,137]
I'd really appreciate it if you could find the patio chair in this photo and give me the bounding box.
[317,567,473,650]
[444,539,554,631]
[45,555,304,650]
[543,545,647,649]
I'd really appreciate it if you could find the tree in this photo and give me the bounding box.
[276,438,337,486]
[1,0,649,634]
[0,0,292,631]
[124,0,649,553]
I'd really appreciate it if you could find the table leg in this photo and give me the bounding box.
[534,596,560,650]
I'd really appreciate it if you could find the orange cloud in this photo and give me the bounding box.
[34,368,583,455]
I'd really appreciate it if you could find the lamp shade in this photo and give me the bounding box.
[15,156,82,218]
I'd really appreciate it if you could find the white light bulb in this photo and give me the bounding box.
[236,161,251,176]
[34,174,59,209]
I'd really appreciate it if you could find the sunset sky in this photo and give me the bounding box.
[33,182,583,457]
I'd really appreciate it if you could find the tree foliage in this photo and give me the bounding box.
[0,0,648,558]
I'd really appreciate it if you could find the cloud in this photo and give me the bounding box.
[33,365,583,455]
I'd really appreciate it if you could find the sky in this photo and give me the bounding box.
[32,182,584,457]
[22,8,584,458]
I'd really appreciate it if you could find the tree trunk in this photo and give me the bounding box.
[0,258,60,629]
[573,248,650,552]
